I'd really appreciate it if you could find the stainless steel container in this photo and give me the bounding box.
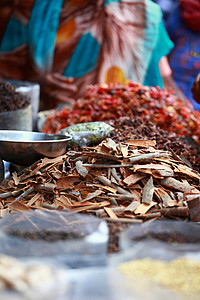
[0,130,71,166]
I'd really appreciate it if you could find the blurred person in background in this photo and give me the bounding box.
[152,0,178,23]
[0,0,174,110]
[153,0,200,110]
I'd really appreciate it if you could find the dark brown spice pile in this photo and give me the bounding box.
[0,81,30,112]
[108,116,200,172]
[6,230,85,241]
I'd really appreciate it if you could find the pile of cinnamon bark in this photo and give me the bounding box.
[0,138,199,223]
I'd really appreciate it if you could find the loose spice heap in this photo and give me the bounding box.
[119,258,200,296]
[0,81,30,112]
[108,116,200,172]
[42,81,200,145]
[0,139,200,222]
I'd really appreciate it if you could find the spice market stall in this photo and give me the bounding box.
[0,81,200,299]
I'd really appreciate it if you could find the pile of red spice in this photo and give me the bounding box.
[42,81,200,145]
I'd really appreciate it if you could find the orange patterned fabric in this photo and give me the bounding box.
[0,0,172,109]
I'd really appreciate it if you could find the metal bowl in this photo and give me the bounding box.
[0,130,71,166]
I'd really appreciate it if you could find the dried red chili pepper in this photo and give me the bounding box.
[42,81,200,146]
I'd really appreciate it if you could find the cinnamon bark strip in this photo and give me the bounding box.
[103,217,143,224]
[133,163,173,172]
[107,193,138,201]
[98,176,132,195]
[111,168,122,183]
[128,152,169,163]
[150,207,188,217]
[41,203,58,210]
[119,143,129,157]
[175,192,184,201]
[171,149,192,168]
[125,201,140,212]
[104,207,118,219]
[93,184,117,193]
[49,170,63,180]
[9,187,34,205]
[35,183,57,193]
[18,155,66,182]
[67,200,110,213]
[174,165,200,181]
[142,176,154,204]
[0,190,21,199]
[166,200,179,207]
[135,212,161,219]
[134,201,157,215]
[41,155,66,172]
[12,172,20,185]
[83,163,131,168]
[10,201,32,212]
[126,140,156,147]
[56,195,73,206]
[129,189,141,201]
[186,197,200,222]
[74,155,89,163]
[123,173,145,186]
[75,160,89,177]
[81,190,102,202]
[96,138,118,152]
[95,207,124,217]
[57,176,80,189]
[110,174,118,185]
[27,193,42,206]
[135,168,163,179]
[184,193,200,201]
[84,152,121,162]
[151,169,174,178]
[160,177,192,192]
[154,187,173,207]
[158,207,189,217]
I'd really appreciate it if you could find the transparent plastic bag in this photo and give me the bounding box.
[60,122,114,147]
[0,210,108,268]
[119,219,200,252]
[5,79,40,131]
[0,105,32,131]
[0,254,69,300]
[108,220,200,300]
[108,239,200,300]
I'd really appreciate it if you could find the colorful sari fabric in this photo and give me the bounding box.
[0,0,173,109]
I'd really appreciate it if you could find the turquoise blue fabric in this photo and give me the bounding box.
[28,0,64,72]
[0,17,27,52]
[0,0,173,88]
[143,0,174,87]
[144,21,174,87]
[104,0,119,5]
[64,32,100,78]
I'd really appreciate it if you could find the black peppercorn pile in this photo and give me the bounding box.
[108,116,200,172]
[0,81,30,112]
